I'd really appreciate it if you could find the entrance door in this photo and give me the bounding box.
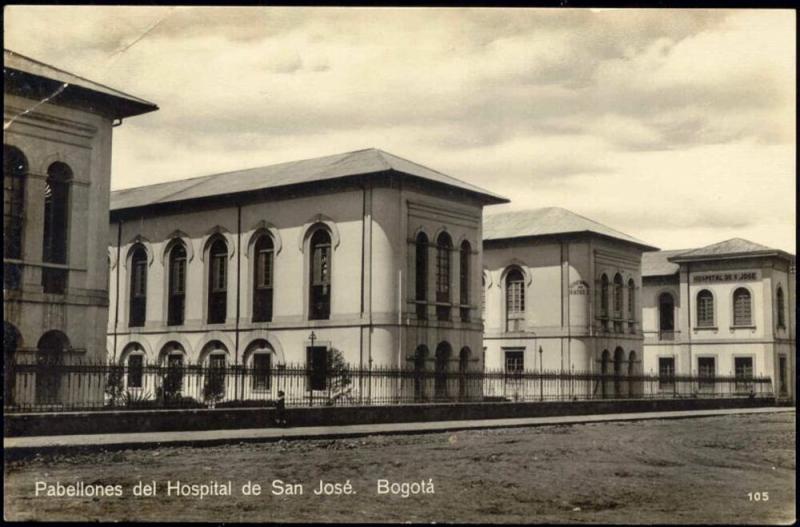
[307,346,327,391]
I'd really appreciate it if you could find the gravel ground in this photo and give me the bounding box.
[4,412,795,523]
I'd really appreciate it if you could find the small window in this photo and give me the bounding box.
[253,234,274,322]
[309,229,331,320]
[459,241,471,322]
[168,244,186,326]
[732,288,752,326]
[776,287,786,329]
[435,232,452,321]
[207,239,228,324]
[696,290,714,327]
[127,354,144,388]
[504,350,524,373]
[658,357,675,390]
[129,246,147,327]
[415,232,428,320]
[252,353,272,390]
[505,268,525,332]
[698,357,715,391]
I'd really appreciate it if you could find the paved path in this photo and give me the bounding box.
[4,406,793,455]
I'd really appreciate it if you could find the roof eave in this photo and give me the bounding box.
[484,230,658,252]
[668,250,794,264]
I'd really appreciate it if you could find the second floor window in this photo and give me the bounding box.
[253,234,274,322]
[3,145,26,261]
[459,241,471,322]
[309,229,331,320]
[506,268,525,332]
[208,239,227,324]
[697,289,714,327]
[415,232,428,319]
[42,162,71,294]
[732,288,752,326]
[168,244,186,326]
[627,279,635,320]
[600,274,609,317]
[436,232,452,321]
[776,286,786,328]
[129,246,147,327]
[613,273,623,316]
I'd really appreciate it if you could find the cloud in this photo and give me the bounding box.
[4,7,795,252]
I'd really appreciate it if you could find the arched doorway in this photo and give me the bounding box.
[414,345,428,402]
[458,347,470,401]
[434,342,451,400]
[600,350,610,399]
[36,331,68,405]
[159,342,186,404]
[628,350,637,397]
[4,322,20,406]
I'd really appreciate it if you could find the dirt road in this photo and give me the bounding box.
[4,412,795,523]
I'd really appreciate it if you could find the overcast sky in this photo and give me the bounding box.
[5,7,796,252]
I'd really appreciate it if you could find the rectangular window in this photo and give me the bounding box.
[658,357,675,390]
[734,357,754,393]
[698,357,715,391]
[252,354,271,390]
[504,350,524,373]
[307,346,328,391]
[506,280,524,332]
[127,355,143,388]
[778,356,788,395]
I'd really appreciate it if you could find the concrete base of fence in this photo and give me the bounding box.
[3,397,785,438]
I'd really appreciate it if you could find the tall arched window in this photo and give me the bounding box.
[658,292,675,340]
[733,288,752,326]
[436,232,452,321]
[505,268,525,332]
[4,322,20,406]
[160,343,185,402]
[600,349,610,399]
[203,343,228,403]
[600,274,609,317]
[613,273,623,315]
[309,228,332,320]
[3,146,27,290]
[613,347,624,397]
[167,244,186,326]
[253,234,274,322]
[207,238,228,324]
[414,345,428,401]
[776,286,786,329]
[481,272,487,321]
[458,347,470,401]
[434,342,451,400]
[627,279,635,319]
[128,245,148,327]
[42,162,72,294]
[415,232,428,320]
[697,289,714,327]
[459,241,471,322]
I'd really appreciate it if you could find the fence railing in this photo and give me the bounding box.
[2,361,775,413]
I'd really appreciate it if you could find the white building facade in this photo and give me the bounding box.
[641,239,796,401]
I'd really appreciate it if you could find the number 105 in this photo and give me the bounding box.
[748,492,769,502]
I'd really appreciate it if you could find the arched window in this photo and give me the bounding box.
[436,232,452,321]
[415,232,428,320]
[4,322,20,406]
[776,286,786,329]
[42,162,72,294]
[309,228,332,320]
[459,241,471,321]
[505,268,525,332]
[167,244,186,326]
[160,343,185,402]
[129,245,147,327]
[4,146,27,290]
[203,344,228,403]
[253,234,274,322]
[434,342,451,400]
[733,288,752,326]
[207,238,228,324]
[600,350,610,399]
[627,278,635,319]
[600,274,609,317]
[458,347,470,400]
[36,331,67,404]
[613,347,624,397]
[246,340,273,391]
[414,345,428,401]
[481,272,487,321]
[658,292,675,340]
[628,350,637,397]
[697,290,714,327]
[613,273,623,315]
[122,343,145,389]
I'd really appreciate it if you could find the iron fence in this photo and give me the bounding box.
[2,360,775,413]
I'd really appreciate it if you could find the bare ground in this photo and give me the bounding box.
[3,412,795,524]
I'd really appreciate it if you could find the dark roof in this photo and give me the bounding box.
[4,49,158,119]
[110,148,509,211]
[668,238,791,262]
[642,249,688,277]
[482,207,658,251]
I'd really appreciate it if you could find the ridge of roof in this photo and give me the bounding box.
[669,237,790,261]
[111,148,508,211]
[482,207,657,250]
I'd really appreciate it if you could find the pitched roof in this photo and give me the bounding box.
[4,49,158,119]
[482,207,658,250]
[110,148,508,211]
[642,249,688,277]
[669,237,794,263]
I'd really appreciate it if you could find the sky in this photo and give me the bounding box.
[4,7,796,252]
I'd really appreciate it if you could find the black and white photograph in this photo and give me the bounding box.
[2,5,796,524]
